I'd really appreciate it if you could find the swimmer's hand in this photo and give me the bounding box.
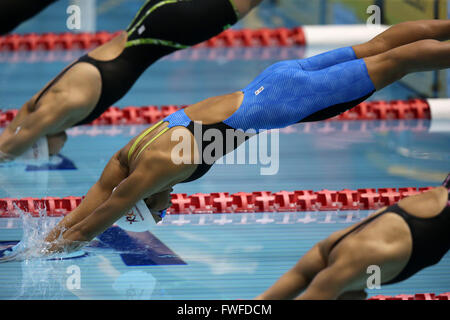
[0,239,88,263]
[40,239,88,256]
[0,150,15,163]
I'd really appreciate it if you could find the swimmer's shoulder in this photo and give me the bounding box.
[319,207,392,258]
[396,186,448,219]
[117,147,129,168]
[122,135,196,183]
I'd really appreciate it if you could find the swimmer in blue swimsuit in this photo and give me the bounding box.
[35,20,450,255]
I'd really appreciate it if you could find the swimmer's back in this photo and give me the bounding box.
[319,185,450,286]
[322,186,449,256]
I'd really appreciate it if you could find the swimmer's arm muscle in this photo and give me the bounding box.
[45,151,128,243]
[296,260,361,300]
[256,242,328,300]
[0,101,33,142]
[57,157,172,247]
[64,175,150,243]
[0,105,70,157]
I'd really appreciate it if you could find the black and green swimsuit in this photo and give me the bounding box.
[33,0,239,126]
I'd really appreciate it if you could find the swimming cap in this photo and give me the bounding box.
[114,199,156,232]
[16,136,49,164]
[112,185,168,232]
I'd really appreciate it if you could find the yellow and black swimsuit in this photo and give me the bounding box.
[127,108,249,183]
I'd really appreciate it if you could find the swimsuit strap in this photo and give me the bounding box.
[442,173,450,206]
[135,126,170,161]
[34,61,78,106]
[128,120,169,162]
[328,207,393,253]
[125,0,238,50]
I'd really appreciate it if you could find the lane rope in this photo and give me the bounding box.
[1,99,441,127]
[0,186,434,217]
[0,27,306,52]
[369,292,450,300]
[0,25,392,52]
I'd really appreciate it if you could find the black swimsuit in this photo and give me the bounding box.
[329,174,450,285]
[32,0,239,125]
[0,0,57,35]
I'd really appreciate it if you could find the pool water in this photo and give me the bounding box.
[0,0,449,300]
[0,120,449,299]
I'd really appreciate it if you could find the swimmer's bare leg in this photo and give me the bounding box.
[353,19,450,58]
[365,39,450,90]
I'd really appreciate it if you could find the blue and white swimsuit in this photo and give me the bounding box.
[162,47,376,182]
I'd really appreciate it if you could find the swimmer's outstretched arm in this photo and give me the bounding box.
[45,174,153,253]
[0,63,101,161]
[0,0,57,35]
[44,152,188,253]
[0,104,70,160]
[255,243,327,300]
[293,260,365,300]
[255,241,367,300]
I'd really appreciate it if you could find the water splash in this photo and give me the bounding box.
[0,206,90,299]
[0,206,88,263]
[14,258,75,299]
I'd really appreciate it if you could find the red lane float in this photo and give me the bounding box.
[368,292,450,300]
[0,28,306,52]
[1,25,394,52]
[0,99,436,127]
[0,186,433,217]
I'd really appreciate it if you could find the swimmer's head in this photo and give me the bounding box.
[47,131,67,156]
[144,188,173,211]
[144,188,173,222]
